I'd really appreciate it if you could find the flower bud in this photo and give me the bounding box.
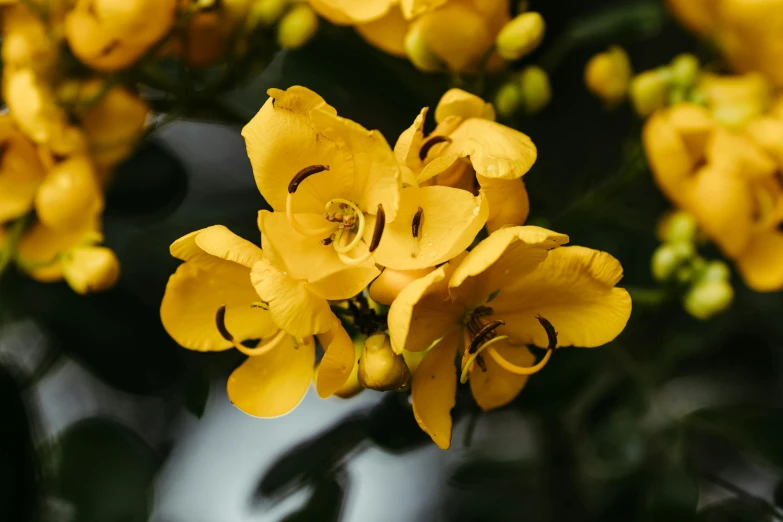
[684,279,734,320]
[519,65,551,115]
[252,0,287,27]
[358,333,411,392]
[651,241,694,281]
[61,246,120,295]
[277,4,319,50]
[494,82,523,119]
[630,68,671,117]
[584,46,632,107]
[404,23,443,72]
[495,12,545,61]
[35,157,104,231]
[657,210,698,243]
[698,260,731,283]
[369,267,435,305]
[670,53,700,89]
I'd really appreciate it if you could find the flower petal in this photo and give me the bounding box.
[367,186,488,270]
[170,225,263,270]
[160,261,277,352]
[469,338,534,411]
[315,320,355,398]
[227,335,315,417]
[251,258,334,338]
[356,6,409,57]
[643,109,697,207]
[411,327,460,449]
[415,5,494,72]
[394,107,427,169]
[17,218,101,282]
[309,0,395,24]
[736,229,783,292]
[492,246,632,348]
[478,176,530,233]
[434,88,495,123]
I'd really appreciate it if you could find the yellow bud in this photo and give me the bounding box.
[495,12,545,61]
[369,267,435,306]
[698,260,731,283]
[684,279,734,320]
[61,246,120,295]
[670,53,700,88]
[277,4,319,50]
[651,241,694,281]
[657,210,698,243]
[519,65,551,115]
[404,23,443,72]
[494,82,523,119]
[252,0,287,27]
[630,68,671,117]
[35,157,104,231]
[584,46,632,107]
[358,333,412,392]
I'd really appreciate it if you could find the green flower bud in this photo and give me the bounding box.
[358,333,412,392]
[651,241,694,281]
[277,4,319,50]
[684,279,734,320]
[494,82,523,118]
[495,12,545,61]
[698,260,731,283]
[670,53,700,89]
[519,65,551,115]
[252,0,287,27]
[630,68,671,116]
[659,210,698,243]
[404,23,444,72]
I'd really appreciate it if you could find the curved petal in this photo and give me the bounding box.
[443,118,537,180]
[160,261,278,352]
[411,327,460,449]
[394,108,427,169]
[17,218,101,282]
[736,229,783,292]
[478,176,530,233]
[492,246,632,348]
[415,5,494,72]
[367,186,488,270]
[369,266,437,305]
[0,117,45,222]
[356,6,409,57]
[315,320,355,398]
[449,226,569,306]
[469,337,534,411]
[387,264,462,353]
[309,0,395,24]
[434,88,495,123]
[170,225,263,270]
[643,110,697,206]
[227,335,315,418]
[401,0,448,19]
[251,258,334,338]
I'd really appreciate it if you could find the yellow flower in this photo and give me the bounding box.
[2,3,59,76]
[495,11,545,61]
[643,99,783,291]
[243,86,402,276]
[585,46,633,107]
[0,116,46,224]
[395,88,536,233]
[65,0,178,72]
[35,156,104,232]
[357,332,412,391]
[61,245,121,294]
[160,225,357,415]
[387,226,632,449]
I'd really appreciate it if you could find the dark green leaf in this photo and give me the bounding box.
[56,418,158,522]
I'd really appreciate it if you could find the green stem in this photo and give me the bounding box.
[0,216,31,279]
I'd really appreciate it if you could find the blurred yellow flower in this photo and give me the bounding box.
[35,156,104,232]
[585,46,632,107]
[2,3,59,75]
[387,226,632,449]
[0,116,46,224]
[61,245,120,294]
[396,88,536,233]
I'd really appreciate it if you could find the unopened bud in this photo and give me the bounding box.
[630,68,671,117]
[358,333,412,392]
[670,53,700,89]
[584,46,632,107]
[658,210,698,243]
[519,65,551,115]
[684,279,734,320]
[495,12,545,61]
[369,267,435,306]
[651,241,694,281]
[252,0,287,27]
[698,260,731,283]
[35,157,103,231]
[277,4,319,50]
[494,82,523,119]
[61,246,120,295]
[405,23,443,72]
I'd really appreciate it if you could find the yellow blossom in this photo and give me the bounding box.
[278,4,320,50]
[35,156,104,232]
[61,245,120,294]
[0,116,46,224]
[357,333,412,391]
[395,88,536,233]
[495,11,545,61]
[585,46,632,107]
[387,226,632,449]
[2,3,59,76]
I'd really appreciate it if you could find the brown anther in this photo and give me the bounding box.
[320,234,335,246]
[369,204,385,253]
[419,135,452,161]
[333,211,345,222]
[412,207,424,238]
[215,305,233,341]
[288,165,329,194]
[468,320,505,354]
[536,315,558,350]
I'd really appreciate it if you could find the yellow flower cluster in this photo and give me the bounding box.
[160,86,632,448]
[308,0,545,73]
[644,73,783,292]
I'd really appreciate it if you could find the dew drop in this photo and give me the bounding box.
[427,241,433,247]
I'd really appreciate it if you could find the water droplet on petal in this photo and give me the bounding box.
[427,242,433,247]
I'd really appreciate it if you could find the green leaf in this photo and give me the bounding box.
[55,418,159,522]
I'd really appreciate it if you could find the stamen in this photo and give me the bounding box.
[251,301,270,310]
[468,320,505,354]
[327,198,366,254]
[536,315,558,349]
[288,164,329,194]
[216,305,286,357]
[411,206,424,258]
[320,234,335,246]
[460,335,510,383]
[486,345,553,376]
[369,204,385,253]
[419,136,452,161]
[338,250,373,265]
[286,193,337,237]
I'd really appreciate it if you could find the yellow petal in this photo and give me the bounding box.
[414,5,494,72]
[369,266,436,305]
[400,0,448,19]
[394,107,427,169]
[356,6,409,57]
[258,210,379,299]
[745,117,783,170]
[478,176,530,233]
[316,321,356,398]
[449,226,569,306]
[643,110,695,207]
[736,229,783,292]
[0,116,45,222]
[411,327,460,449]
[706,127,776,181]
[61,245,120,295]
[387,264,462,353]
[17,218,101,282]
[667,0,716,35]
[492,246,632,348]
[251,258,334,338]
[367,186,488,270]
[161,260,277,351]
[667,103,714,160]
[227,335,314,417]
[443,118,537,180]
[469,337,534,411]
[35,156,103,231]
[434,88,495,123]
[309,0,395,24]
[170,225,263,270]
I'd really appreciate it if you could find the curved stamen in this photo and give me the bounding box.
[460,335,510,383]
[369,204,385,253]
[412,207,424,238]
[419,136,452,161]
[286,193,336,237]
[468,320,505,354]
[486,346,553,375]
[327,198,366,254]
[216,305,285,357]
[288,165,329,193]
[536,315,558,349]
[338,250,373,265]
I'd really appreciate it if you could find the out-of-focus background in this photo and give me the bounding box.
[3,1,783,521]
